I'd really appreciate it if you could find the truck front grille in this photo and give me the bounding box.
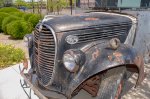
[76,22,131,43]
[34,24,55,86]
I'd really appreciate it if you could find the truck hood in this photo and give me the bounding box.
[42,12,132,32]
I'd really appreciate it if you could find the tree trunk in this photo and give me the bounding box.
[40,0,43,16]
[31,0,35,13]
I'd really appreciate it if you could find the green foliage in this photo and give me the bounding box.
[0,43,25,68]
[0,12,10,32]
[0,0,4,7]
[2,15,20,34]
[23,13,33,21]
[15,0,28,8]
[47,0,68,12]
[0,7,20,13]
[28,14,41,27]
[7,20,33,39]
[10,12,25,17]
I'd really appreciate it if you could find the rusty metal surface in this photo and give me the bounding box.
[67,43,145,97]
[81,75,100,97]
[43,12,132,32]
[20,73,48,99]
[34,24,56,86]
[25,11,150,98]
[21,72,67,99]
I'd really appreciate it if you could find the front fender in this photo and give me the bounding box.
[67,43,144,96]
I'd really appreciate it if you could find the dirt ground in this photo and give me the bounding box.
[0,33,28,58]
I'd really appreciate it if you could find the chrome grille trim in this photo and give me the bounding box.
[34,24,57,86]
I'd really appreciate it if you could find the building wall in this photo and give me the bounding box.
[79,0,150,8]
[118,0,141,8]
[80,0,95,8]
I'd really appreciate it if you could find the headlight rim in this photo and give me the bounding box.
[63,49,85,73]
[23,34,33,48]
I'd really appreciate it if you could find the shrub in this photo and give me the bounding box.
[0,12,10,32]
[2,15,20,34]
[0,7,20,13]
[7,20,33,39]
[28,14,41,27]
[23,13,33,21]
[10,12,25,17]
[0,43,25,68]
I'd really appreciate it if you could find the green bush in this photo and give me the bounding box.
[7,20,33,39]
[0,43,25,68]
[0,12,10,32]
[28,14,41,27]
[23,13,33,21]
[10,12,25,17]
[0,7,20,13]
[2,15,20,34]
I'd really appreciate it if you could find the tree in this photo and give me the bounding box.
[0,0,4,7]
[46,0,68,14]
[15,0,27,7]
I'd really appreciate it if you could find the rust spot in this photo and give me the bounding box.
[92,49,100,60]
[113,52,124,63]
[57,33,64,41]
[133,55,145,86]
[113,52,122,57]
[21,58,28,73]
[74,14,81,16]
[23,58,28,70]
[108,55,113,61]
[85,17,99,21]
[73,75,101,97]
[134,56,142,67]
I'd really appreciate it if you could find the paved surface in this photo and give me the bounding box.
[0,63,150,99]
[0,64,39,99]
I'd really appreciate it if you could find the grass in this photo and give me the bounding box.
[0,43,25,69]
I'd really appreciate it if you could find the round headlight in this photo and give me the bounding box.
[65,35,78,44]
[63,54,78,72]
[23,34,33,48]
[23,36,29,47]
[63,50,85,72]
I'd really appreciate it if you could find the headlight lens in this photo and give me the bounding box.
[63,54,77,72]
[23,36,29,47]
[63,49,85,72]
[23,34,33,48]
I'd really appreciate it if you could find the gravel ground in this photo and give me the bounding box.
[0,33,28,58]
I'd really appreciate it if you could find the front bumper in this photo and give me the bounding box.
[20,72,66,99]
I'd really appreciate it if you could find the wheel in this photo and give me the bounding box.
[96,66,127,99]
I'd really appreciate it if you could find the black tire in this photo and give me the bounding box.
[96,66,127,99]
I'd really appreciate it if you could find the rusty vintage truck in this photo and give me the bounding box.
[21,10,150,99]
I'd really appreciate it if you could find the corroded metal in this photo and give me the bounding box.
[23,11,149,99]
[34,24,55,86]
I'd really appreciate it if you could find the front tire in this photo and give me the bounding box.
[96,66,127,99]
